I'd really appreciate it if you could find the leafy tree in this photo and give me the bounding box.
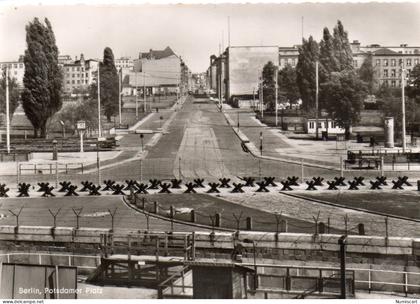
[278,64,300,104]
[0,71,20,120]
[321,70,367,139]
[358,53,378,94]
[21,18,62,138]
[261,61,277,111]
[55,97,98,135]
[332,20,354,71]
[406,64,420,101]
[319,27,338,81]
[98,47,119,122]
[296,36,319,112]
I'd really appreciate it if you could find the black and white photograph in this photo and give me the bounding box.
[0,0,419,301]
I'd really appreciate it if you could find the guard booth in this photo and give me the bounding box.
[187,261,254,299]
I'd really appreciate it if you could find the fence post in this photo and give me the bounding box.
[16,162,20,186]
[72,208,83,229]
[48,208,61,228]
[153,201,159,214]
[340,156,344,178]
[190,210,196,223]
[178,157,181,179]
[380,156,384,177]
[108,208,117,232]
[246,217,253,231]
[215,213,222,227]
[55,161,58,188]
[139,159,143,182]
[301,158,304,182]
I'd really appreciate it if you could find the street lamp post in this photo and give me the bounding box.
[259,131,263,156]
[139,134,144,152]
[118,68,122,126]
[5,66,11,154]
[96,138,101,185]
[275,66,278,127]
[401,69,407,152]
[97,63,102,138]
[338,235,347,299]
[237,111,240,131]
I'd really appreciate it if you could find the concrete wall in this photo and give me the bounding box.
[0,226,418,267]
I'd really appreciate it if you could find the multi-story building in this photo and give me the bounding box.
[128,46,191,95]
[351,41,420,88]
[209,46,279,102]
[115,56,134,71]
[279,46,299,69]
[0,55,25,87]
[58,55,73,65]
[62,54,99,94]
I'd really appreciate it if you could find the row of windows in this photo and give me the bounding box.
[66,73,89,78]
[382,68,412,78]
[65,66,85,72]
[66,80,89,84]
[376,58,419,67]
[280,58,296,67]
[308,121,337,129]
[0,63,24,69]
[384,80,402,87]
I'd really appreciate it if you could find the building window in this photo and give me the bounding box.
[353,60,358,67]
[86,73,88,77]
[72,80,75,84]
[291,59,296,66]
[407,59,412,66]
[399,59,403,66]
[391,69,396,77]
[391,80,396,87]
[77,80,80,84]
[72,74,75,78]
[383,59,388,67]
[383,69,388,77]
[415,59,419,65]
[19,64,23,68]
[66,80,70,84]
[13,64,17,68]
[391,59,396,67]
[85,80,88,84]
[309,122,314,129]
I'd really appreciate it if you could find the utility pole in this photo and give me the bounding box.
[135,72,138,117]
[228,16,231,47]
[143,72,146,113]
[261,76,264,119]
[401,69,407,152]
[5,66,10,154]
[97,63,102,138]
[275,65,278,127]
[118,68,122,126]
[315,61,319,140]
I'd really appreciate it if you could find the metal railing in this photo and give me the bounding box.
[157,265,192,299]
[240,263,420,297]
[0,252,100,270]
[18,162,84,175]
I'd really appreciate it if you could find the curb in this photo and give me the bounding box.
[278,191,420,223]
[222,110,340,171]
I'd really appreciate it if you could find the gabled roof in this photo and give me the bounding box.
[372,48,398,55]
[139,46,176,60]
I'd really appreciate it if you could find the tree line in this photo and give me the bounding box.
[261,20,420,140]
[0,18,120,138]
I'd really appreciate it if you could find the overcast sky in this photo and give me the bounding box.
[1,2,420,72]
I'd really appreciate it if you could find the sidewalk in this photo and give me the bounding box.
[223,107,420,176]
[0,96,187,177]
